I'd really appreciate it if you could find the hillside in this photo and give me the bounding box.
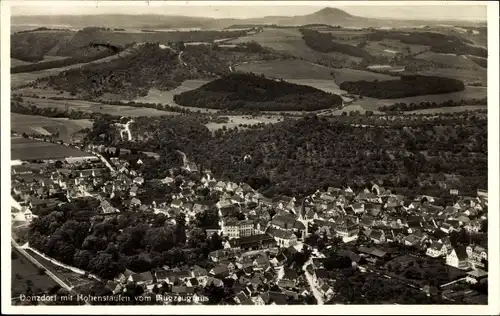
[38,42,290,99]
[173,73,343,111]
[300,29,373,61]
[11,30,75,62]
[339,75,466,99]
[88,115,487,198]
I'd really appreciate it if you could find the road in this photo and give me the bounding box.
[11,238,91,305]
[303,258,324,305]
[90,151,116,173]
[178,51,187,67]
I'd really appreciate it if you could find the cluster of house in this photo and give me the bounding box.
[12,141,489,304]
[105,245,314,305]
[10,159,110,221]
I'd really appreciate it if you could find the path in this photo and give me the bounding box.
[303,257,324,305]
[175,149,188,166]
[178,51,187,67]
[11,238,91,306]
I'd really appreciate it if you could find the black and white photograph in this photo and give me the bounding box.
[1,0,498,314]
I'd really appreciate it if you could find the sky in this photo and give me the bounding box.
[10,1,488,21]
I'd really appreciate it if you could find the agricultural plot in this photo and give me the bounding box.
[365,39,429,56]
[285,79,346,96]
[11,136,94,161]
[415,52,478,68]
[205,115,282,131]
[350,86,487,109]
[418,68,487,86]
[11,58,32,67]
[330,68,398,84]
[11,248,57,299]
[228,28,360,64]
[11,113,92,142]
[235,59,337,80]
[20,97,177,117]
[133,80,218,113]
[11,44,139,88]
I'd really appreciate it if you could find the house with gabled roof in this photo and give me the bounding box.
[369,230,386,244]
[129,271,154,287]
[446,246,469,270]
[426,242,447,258]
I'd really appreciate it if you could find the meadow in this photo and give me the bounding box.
[11,45,138,88]
[11,113,92,143]
[11,137,93,160]
[20,97,177,117]
[418,68,487,86]
[228,28,361,64]
[133,80,218,113]
[11,248,57,300]
[235,59,339,79]
[330,67,398,84]
[415,51,479,68]
[349,86,487,110]
[205,115,282,131]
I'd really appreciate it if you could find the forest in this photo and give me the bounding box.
[300,29,373,60]
[26,197,225,279]
[88,114,487,199]
[173,73,343,111]
[339,75,465,99]
[379,97,487,112]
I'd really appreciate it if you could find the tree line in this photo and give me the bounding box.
[339,75,465,99]
[379,97,487,112]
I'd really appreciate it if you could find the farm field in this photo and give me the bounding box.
[20,97,178,117]
[349,86,487,109]
[24,249,90,289]
[11,136,94,161]
[364,39,429,56]
[15,87,75,98]
[42,55,69,62]
[11,44,139,88]
[418,68,487,86]
[228,28,360,63]
[133,80,218,113]
[331,67,398,84]
[285,79,347,96]
[11,247,58,300]
[11,113,92,143]
[235,59,337,80]
[415,52,478,68]
[205,115,282,131]
[11,58,32,67]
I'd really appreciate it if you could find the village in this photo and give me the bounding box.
[11,139,489,305]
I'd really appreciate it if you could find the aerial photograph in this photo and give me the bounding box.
[6,0,493,309]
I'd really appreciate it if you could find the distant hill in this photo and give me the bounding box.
[173,73,343,111]
[12,8,487,31]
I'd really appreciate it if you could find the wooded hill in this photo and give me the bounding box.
[173,73,343,111]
